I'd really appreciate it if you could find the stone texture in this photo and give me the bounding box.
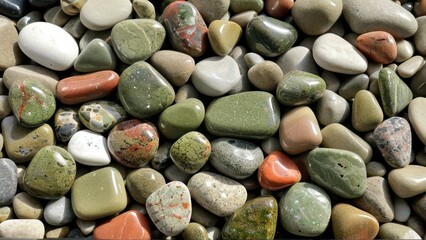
[78,100,126,133]
[188,0,229,23]
[412,193,426,222]
[0,158,17,206]
[43,6,69,26]
[397,55,424,78]
[61,0,87,16]
[12,192,43,219]
[248,60,282,91]
[126,168,165,204]
[0,219,44,239]
[132,0,155,19]
[265,0,293,18]
[411,63,426,97]
[356,31,397,64]
[182,222,208,240]
[388,165,426,198]
[378,223,421,239]
[414,16,426,56]
[44,196,76,226]
[0,0,28,18]
[338,74,369,100]
[54,107,81,143]
[68,129,111,166]
[352,90,384,132]
[230,0,264,13]
[276,46,318,76]
[74,39,116,73]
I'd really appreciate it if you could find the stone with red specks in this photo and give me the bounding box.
[146,181,192,236]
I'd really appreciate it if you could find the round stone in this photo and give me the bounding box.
[80,0,132,31]
[393,197,411,222]
[378,223,421,239]
[182,222,208,240]
[397,55,425,78]
[0,158,17,206]
[78,100,127,133]
[366,161,387,177]
[388,165,426,198]
[44,196,76,226]
[0,219,45,239]
[248,60,283,91]
[12,192,44,219]
[68,129,110,166]
[126,168,166,204]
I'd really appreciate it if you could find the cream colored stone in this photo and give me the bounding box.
[248,61,283,91]
[45,226,70,238]
[0,19,24,71]
[0,219,44,238]
[409,97,426,145]
[388,165,426,198]
[397,55,425,78]
[12,192,44,219]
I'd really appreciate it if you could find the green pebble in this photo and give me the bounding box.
[78,100,127,133]
[182,222,209,240]
[230,0,264,13]
[125,168,165,204]
[132,0,156,19]
[276,70,326,106]
[73,38,117,73]
[338,74,369,100]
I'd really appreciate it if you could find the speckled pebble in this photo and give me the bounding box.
[12,192,44,219]
[68,129,111,166]
[44,196,76,226]
[54,107,80,143]
[182,222,208,240]
[0,219,45,238]
[78,100,127,133]
[126,168,166,204]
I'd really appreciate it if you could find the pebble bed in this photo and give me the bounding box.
[0,0,426,239]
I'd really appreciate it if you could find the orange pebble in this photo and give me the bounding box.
[356,31,397,64]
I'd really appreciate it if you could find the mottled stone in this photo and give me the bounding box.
[279,182,331,237]
[409,97,426,145]
[316,90,350,126]
[352,90,384,132]
[74,39,116,73]
[44,196,76,226]
[54,107,80,143]
[388,165,426,198]
[378,222,421,239]
[146,181,192,236]
[0,219,44,239]
[111,19,165,64]
[0,158,17,206]
[0,18,24,71]
[12,192,43,219]
[126,168,166,204]
[307,148,367,199]
[118,61,175,119]
[80,0,132,31]
[78,100,126,133]
[182,222,208,240]
[68,129,111,166]
[373,117,412,168]
[132,0,155,19]
[205,91,280,139]
[108,119,159,168]
[208,20,242,56]
[150,50,195,87]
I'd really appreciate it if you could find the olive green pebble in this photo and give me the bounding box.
[125,168,166,204]
[182,222,209,240]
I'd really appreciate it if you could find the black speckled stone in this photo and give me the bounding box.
[0,158,18,206]
[0,0,29,19]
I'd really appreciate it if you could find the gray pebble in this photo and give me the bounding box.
[0,158,18,206]
[44,196,76,226]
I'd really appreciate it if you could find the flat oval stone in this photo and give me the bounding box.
[397,55,425,79]
[54,107,80,143]
[12,192,43,219]
[158,98,205,140]
[146,181,191,236]
[24,146,76,199]
[111,19,165,64]
[321,123,373,163]
[332,203,379,239]
[0,18,24,71]
[245,15,297,57]
[279,106,322,155]
[80,0,131,31]
[107,119,159,168]
[161,1,208,57]
[93,210,151,240]
[191,56,241,97]
[68,129,111,166]
[342,0,418,39]
[78,100,127,133]
[0,219,44,239]
[18,22,78,71]
[0,158,17,206]
[378,222,421,239]
[1,116,55,163]
[279,182,331,237]
[44,196,76,226]
[307,148,367,199]
[388,165,426,198]
[356,31,397,64]
[74,39,116,73]
[9,79,56,127]
[222,196,278,240]
[188,172,247,217]
[316,90,350,126]
[182,222,208,240]
[276,70,326,106]
[210,138,264,180]
[118,61,175,119]
[265,0,293,18]
[71,167,127,220]
[352,90,384,132]
[126,168,165,204]
[373,117,412,168]
[313,33,368,74]
[208,20,242,56]
[205,91,280,139]
[409,97,426,145]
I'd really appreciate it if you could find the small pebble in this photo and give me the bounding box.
[44,196,76,226]
[378,222,421,239]
[12,192,44,219]
[182,222,208,240]
[366,161,387,177]
[393,196,411,222]
[126,168,166,204]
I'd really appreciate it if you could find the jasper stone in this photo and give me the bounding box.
[222,196,278,240]
[332,203,379,240]
[24,146,76,199]
[78,100,127,133]
[93,210,151,240]
[307,148,367,199]
[0,158,17,206]
[108,119,159,168]
[111,19,165,64]
[279,182,331,237]
[258,151,301,191]
[161,1,208,57]
[118,61,175,119]
[316,90,350,126]
[388,165,426,198]
[356,31,397,64]
[409,97,426,145]
[188,172,247,217]
[74,39,116,73]
[2,116,55,163]
[245,15,297,57]
[170,131,211,174]
[210,138,264,180]
[126,168,165,204]
[71,167,127,220]
[68,129,111,166]
[352,90,384,132]
[9,79,56,127]
[158,98,205,140]
[150,50,195,87]
[208,20,242,56]
[146,181,192,236]
[276,70,326,106]
[373,117,412,168]
[54,107,80,143]
[205,91,280,139]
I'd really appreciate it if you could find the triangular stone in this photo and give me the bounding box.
[208,20,242,56]
[74,38,116,73]
[378,67,413,117]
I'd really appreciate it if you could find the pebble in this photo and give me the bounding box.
[395,39,415,63]
[388,165,426,198]
[164,164,192,183]
[307,148,367,199]
[0,0,28,18]
[60,0,86,16]
[229,10,257,28]
[68,129,111,166]
[76,218,95,236]
[0,206,14,223]
[222,196,278,240]
[397,55,425,78]
[373,117,412,168]
[118,61,175,119]
[291,0,342,36]
[79,29,111,50]
[182,222,208,240]
[352,90,384,132]
[356,31,397,64]
[150,50,195,87]
[54,107,81,143]
[265,0,293,18]
[43,6,69,27]
[407,215,425,237]
[150,141,172,171]
[93,210,151,240]
[0,219,45,238]
[393,196,411,222]
[331,203,379,240]
[338,74,370,100]
[79,0,131,31]
[44,196,76,226]
[409,97,426,145]
[412,193,426,222]
[188,0,229,23]
[208,20,242,56]
[275,46,318,76]
[0,18,24,71]
[411,64,426,97]
[12,192,44,219]
[210,138,264,180]
[414,16,426,56]
[18,22,79,71]
[146,181,191,236]
[45,226,70,238]
[205,91,280,139]
[258,151,301,191]
[230,0,263,13]
[279,182,331,237]
[71,167,127,220]
[132,0,155,19]
[78,100,126,133]
[188,172,247,217]
[206,226,221,240]
[111,19,165,64]
[366,161,387,177]
[23,146,76,199]
[190,201,220,227]
[378,222,422,239]
[279,106,322,155]
[126,168,165,204]
[321,71,340,92]
[0,158,17,206]
[0,96,10,121]
[316,90,350,126]
[74,39,116,73]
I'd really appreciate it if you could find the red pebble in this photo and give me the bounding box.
[265,0,294,18]
[356,31,397,64]
[258,151,301,191]
[56,70,119,105]
[93,210,151,240]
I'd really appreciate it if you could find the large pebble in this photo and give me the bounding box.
[74,38,116,73]
[409,97,426,145]
[316,90,350,126]
[126,168,165,204]
[188,172,247,217]
[44,197,76,226]
[388,165,426,198]
[378,222,421,239]
[0,158,17,206]
[0,18,24,71]
[79,0,131,31]
[150,50,195,87]
[356,31,397,64]
[18,22,78,71]
[68,129,110,166]
[0,219,44,238]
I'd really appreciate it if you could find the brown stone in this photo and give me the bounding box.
[265,0,294,18]
[0,19,24,71]
[356,31,397,64]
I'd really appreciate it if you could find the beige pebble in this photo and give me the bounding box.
[248,61,283,91]
[45,226,70,238]
[276,46,318,76]
[379,222,421,239]
[388,165,426,198]
[0,206,14,223]
[316,90,350,126]
[229,10,257,28]
[366,161,387,177]
[0,219,45,238]
[12,192,44,219]
[408,97,426,145]
[0,19,24,71]
[244,52,264,68]
[0,96,11,121]
[397,55,425,78]
[395,39,415,63]
[191,201,220,227]
[150,50,195,87]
